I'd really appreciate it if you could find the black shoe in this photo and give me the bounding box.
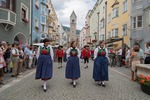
[71,82,73,84]
[102,82,106,87]
[0,81,5,85]
[73,84,76,88]
[98,82,102,86]
[43,88,47,92]
[58,67,61,69]
[11,75,15,77]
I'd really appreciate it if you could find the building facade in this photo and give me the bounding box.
[47,0,59,45]
[0,0,31,44]
[130,0,150,51]
[32,0,50,43]
[79,27,86,49]
[89,0,101,46]
[106,0,131,49]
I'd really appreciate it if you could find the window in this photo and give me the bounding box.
[133,16,143,28]
[133,17,136,28]
[108,31,111,39]
[123,0,128,13]
[0,0,16,12]
[41,24,45,33]
[0,0,6,7]
[100,19,105,29]
[41,5,46,15]
[35,0,39,8]
[41,15,46,24]
[112,8,119,18]
[112,28,118,37]
[122,24,127,36]
[108,14,111,23]
[137,16,142,27]
[100,34,105,40]
[35,18,39,30]
[21,3,28,22]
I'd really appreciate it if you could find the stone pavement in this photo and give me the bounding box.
[0,60,149,100]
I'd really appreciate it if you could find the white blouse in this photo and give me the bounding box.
[66,47,80,58]
[36,45,54,60]
[94,46,108,59]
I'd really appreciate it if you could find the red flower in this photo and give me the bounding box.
[140,74,145,78]
[145,76,150,81]
[140,80,145,84]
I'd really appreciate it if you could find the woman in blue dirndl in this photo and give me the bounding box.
[65,41,80,88]
[36,39,53,92]
[93,40,109,87]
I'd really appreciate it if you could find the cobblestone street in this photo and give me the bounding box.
[0,60,149,100]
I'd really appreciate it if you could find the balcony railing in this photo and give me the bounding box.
[0,7,16,27]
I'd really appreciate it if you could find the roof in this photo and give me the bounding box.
[70,11,77,17]
[62,26,80,35]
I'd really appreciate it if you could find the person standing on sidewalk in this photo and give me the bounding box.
[18,47,24,75]
[144,43,150,64]
[65,41,80,88]
[11,42,20,77]
[36,39,53,92]
[130,45,141,81]
[93,40,109,87]
[117,47,122,67]
[0,43,5,84]
[24,45,30,69]
[56,46,64,69]
[125,47,130,68]
[82,45,91,69]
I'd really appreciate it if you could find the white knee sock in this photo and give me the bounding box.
[43,81,47,89]
[73,80,76,85]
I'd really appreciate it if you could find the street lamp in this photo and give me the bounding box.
[97,12,100,44]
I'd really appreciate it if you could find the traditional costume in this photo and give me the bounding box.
[65,47,80,87]
[82,48,91,68]
[93,47,109,87]
[56,49,64,68]
[36,45,53,91]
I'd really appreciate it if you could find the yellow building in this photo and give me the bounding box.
[106,0,130,49]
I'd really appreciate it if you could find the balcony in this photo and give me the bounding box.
[0,7,16,31]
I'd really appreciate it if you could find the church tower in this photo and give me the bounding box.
[70,11,77,42]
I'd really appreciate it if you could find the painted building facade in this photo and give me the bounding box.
[130,0,150,51]
[32,0,50,43]
[106,0,131,49]
[79,27,86,49]
[0,0,31,44]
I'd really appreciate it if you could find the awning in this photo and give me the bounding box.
[105,37,123,44]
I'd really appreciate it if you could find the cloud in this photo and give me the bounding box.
[51,0,96,30]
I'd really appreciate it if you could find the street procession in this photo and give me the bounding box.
[0,0,150,100]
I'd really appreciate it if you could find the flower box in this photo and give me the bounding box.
[138,74,150,95]
[22,18,29,23]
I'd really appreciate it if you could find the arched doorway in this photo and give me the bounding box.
[13,32,28,44]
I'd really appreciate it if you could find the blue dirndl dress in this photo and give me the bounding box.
[36,46,53,80]
[93,48,108,81]
[65,48,80,79]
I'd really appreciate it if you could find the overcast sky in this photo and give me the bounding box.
[51,0,97,30]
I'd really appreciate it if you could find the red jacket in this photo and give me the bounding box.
[82,48,91,58]
[56,50,64,58]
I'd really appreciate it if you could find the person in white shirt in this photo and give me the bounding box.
[125,47,130,68]
[144,43,150,64]
[28,47,35,69]
[117,47,122,67]
[93,40,109,87]
[11,43,20,77]
[35,39,54,92]
[65,41,81,88]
